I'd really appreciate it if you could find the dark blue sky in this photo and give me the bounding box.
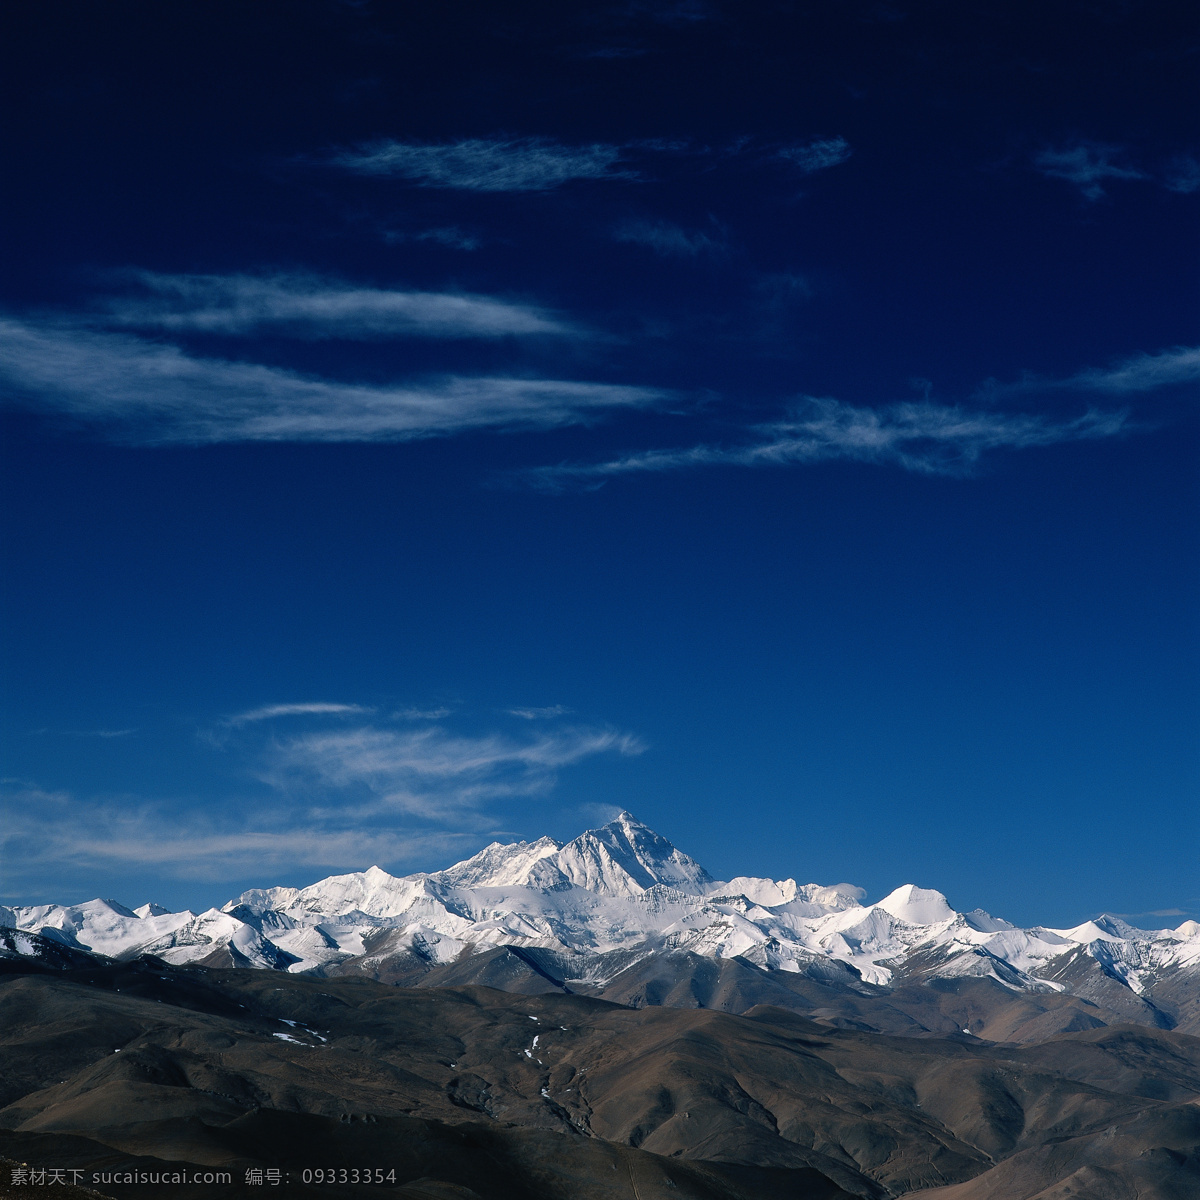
[2,1,1197,927]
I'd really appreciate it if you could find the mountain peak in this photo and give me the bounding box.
[876,884,956,926]
[5,812,1198,1017]
[432,835,563,889]
[424,813,715,898]
[556,811,714,897]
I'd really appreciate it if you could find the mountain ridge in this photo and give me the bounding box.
[5,811,1197,1040]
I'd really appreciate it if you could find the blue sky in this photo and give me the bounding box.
[1,1,1196,928]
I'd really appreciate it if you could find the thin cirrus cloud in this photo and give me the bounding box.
[382,226,483,251]
[263,723,644,819]
[982,345,1200,398]
[224,702,372,726]
[328,136,630,191]
[507,705,573,720]
[522,345,1199,490]
[1163,154,1200,195]
[1033,142,1146,200]
[395,707,456,721]
[613,218,726,258]
[1033,141,1200,199]
[0,317,666,445]
[324,134,853,192]
[522,397,1129,490]
[776,136,853,174]
[0,785,472,880]
[0,715,644,881]
[100,272,570,339]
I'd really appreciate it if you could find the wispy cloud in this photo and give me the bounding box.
[395,706,456,721]
[383,226,483,250]
[1,712,645,881]
[0,318,665,444]
[983,345,1200,399]
[1056,345,1200,393]
[1032,141,1147,200]
[100,272,571,339]
[328,137,629,190]
[0,787,469,879]
[755,273,815,303]
[507,705,573,720]
[613,218,726,258]
[325,134,853,193]
[631,0,719,27]
[60,728,138,739]
[777,137,853,174]
[522,397,1128,489]
[519,344,1196,490]
[225,702,372,726]
[1163,154,1200,195]
[264,723,643,818]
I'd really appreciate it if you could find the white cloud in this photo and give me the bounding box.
[777,137,852,174]
[395,707,456,721]
[1033,142,1200,199]
[523,397,1128,489]
[0,790,469,879]
[383,226,483,250]
[61,728,137,739]
[0,318,665,444]
[264,723,643,819]
[507,705,573,719]
[329,137,629,190]
[326,133,858,193]
[1056,345,1200,393]
[1163,154,1200,195]
[102,272,568,339]
[982,345,1200,399]
[520,343,1195,490]
[1033,142,1146,200]
[755,273,815,303]
[1,714,645,881]
[613,219,725,258]
[225,702,372,726]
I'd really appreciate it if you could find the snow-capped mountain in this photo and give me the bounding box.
[4,812,1198,1033]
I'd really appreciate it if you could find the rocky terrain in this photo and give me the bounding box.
[4,814,1198,1196]
[1,956,1199,1199]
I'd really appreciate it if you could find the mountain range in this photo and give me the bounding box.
[5,812,1198,1042]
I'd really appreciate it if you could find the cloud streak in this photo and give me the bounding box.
[777,137,853,174]
[1054,345,1200,394]
[102,272,569,339]
[1027,140,1156,199]
[522,397,1129,489]
[264,723,643,818]
[0,787,468,879]
[1,712,644,880]
[982,345,1200,399]
[324,134,854,193]
[329,137,629,191]
[613,218,726,258]
[1163,154,1200,195]
[0,318,665,444]
[225,703,371,726]
[518,344,1195,490]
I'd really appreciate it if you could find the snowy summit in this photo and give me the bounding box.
[3,812,1197,1017]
